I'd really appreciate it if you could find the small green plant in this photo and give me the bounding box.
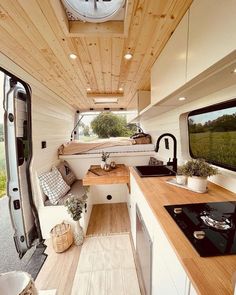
[0,171,6,198]
[65,191,88,221]
[101,151,110,162]
[180,159,218,178]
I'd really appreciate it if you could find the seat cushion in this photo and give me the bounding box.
[57,161,76,186]
[44,180,85,206]
[39,167,70,205]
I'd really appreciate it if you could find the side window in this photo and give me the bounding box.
[188,99,236,171]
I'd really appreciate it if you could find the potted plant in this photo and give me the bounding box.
[65,191,88,246]
[180,159,218,193]
[175,166,187,185]
[101,151,110,169]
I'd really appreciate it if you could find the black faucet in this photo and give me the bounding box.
[155,133,177,172]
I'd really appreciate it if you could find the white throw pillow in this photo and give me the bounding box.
[39,167,70,205]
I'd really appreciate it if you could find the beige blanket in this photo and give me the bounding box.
[58,138,135,155]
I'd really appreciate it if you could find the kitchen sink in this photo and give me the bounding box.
[134,165,176,177]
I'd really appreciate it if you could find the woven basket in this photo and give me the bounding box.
[134,135,151,144]
[50,222,73,253]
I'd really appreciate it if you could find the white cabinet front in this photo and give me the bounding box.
[187,0,236,81]
[152,221,189,295]
[130,174,191,295]
[151,12,188,105]
[152,245,180,295]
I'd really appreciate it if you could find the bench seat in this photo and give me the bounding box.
[44,180,85,206]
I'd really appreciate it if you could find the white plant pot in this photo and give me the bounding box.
[176,175,187,185]
[187,176,207,193]
[100,160,106,169]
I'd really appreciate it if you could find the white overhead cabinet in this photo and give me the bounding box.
[187,0,236,81]
[151,13,188,105]
[150,0,236,109]
[138,91,150,113]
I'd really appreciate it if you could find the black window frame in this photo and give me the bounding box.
[188,99,236,172]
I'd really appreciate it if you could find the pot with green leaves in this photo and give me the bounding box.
[180,159,218,193]
[101,151,110,169]
[65,192,88,246]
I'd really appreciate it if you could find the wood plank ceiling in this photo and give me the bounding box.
[0,0,193,110]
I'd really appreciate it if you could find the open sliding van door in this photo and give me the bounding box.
[3,74,40,258]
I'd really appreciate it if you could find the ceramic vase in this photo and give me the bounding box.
[100,160,106,169]
[187,176,207,193]
[74,221,84,246]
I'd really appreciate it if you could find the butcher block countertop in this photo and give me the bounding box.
[130,167,236,295]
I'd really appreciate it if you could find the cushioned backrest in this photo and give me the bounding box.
[38,167,70,205]
[57,161,76,186]
[44,179,85,206]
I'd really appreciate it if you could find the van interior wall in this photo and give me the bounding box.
[31,87,75,208]
[0,53,75,209]
[140,84,236,193]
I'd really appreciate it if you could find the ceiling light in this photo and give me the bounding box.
[69,53,77,59]
[232,68,236,73]
[86,87,91,92]
[118,87,123,92]
[124,53,133,60]
[178,97,186,101]
[94,98,118,104]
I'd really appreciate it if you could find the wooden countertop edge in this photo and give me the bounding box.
[129,167,236,295]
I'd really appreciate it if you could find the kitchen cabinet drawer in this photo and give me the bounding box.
[151,12,188,105]
[130,174,189,295]
[187,0,236,81]
[152,242,180,295]
[130,174,154,240]
[153,220,188,295]
[127,193,136,247]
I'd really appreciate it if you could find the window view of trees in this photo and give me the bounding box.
[0,71,6,198]
[0,121,6,198]
[78,111,136,141]
[0,123,6,197]
[188,105,236,170]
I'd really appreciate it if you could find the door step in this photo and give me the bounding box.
[24,242,47,280]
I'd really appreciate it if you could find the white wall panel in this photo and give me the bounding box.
[0,53,76,236]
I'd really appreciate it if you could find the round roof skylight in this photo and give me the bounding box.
[62,0,125,23]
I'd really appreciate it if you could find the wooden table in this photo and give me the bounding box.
[82,164,130,191]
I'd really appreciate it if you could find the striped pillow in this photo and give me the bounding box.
[39,167,70,205]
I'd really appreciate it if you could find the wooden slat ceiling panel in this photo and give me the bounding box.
[0,0,193,110]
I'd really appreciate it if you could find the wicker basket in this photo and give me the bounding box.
[50,222,73,253]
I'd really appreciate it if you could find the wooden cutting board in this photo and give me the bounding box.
[88,166,115,176]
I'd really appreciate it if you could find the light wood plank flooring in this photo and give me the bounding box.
[35,202,131,295]
[86,203,130,235]
[35,240,81,295]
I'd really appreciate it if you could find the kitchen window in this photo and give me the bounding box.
[188,99,236,171]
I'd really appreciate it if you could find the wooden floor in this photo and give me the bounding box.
[86,203,130,235]
[35,202,131,295]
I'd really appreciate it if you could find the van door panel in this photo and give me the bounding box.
[4,75,36,257]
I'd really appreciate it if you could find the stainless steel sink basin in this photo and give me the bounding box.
[134,165,176,177]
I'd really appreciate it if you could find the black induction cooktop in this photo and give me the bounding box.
[164,201,236,257]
